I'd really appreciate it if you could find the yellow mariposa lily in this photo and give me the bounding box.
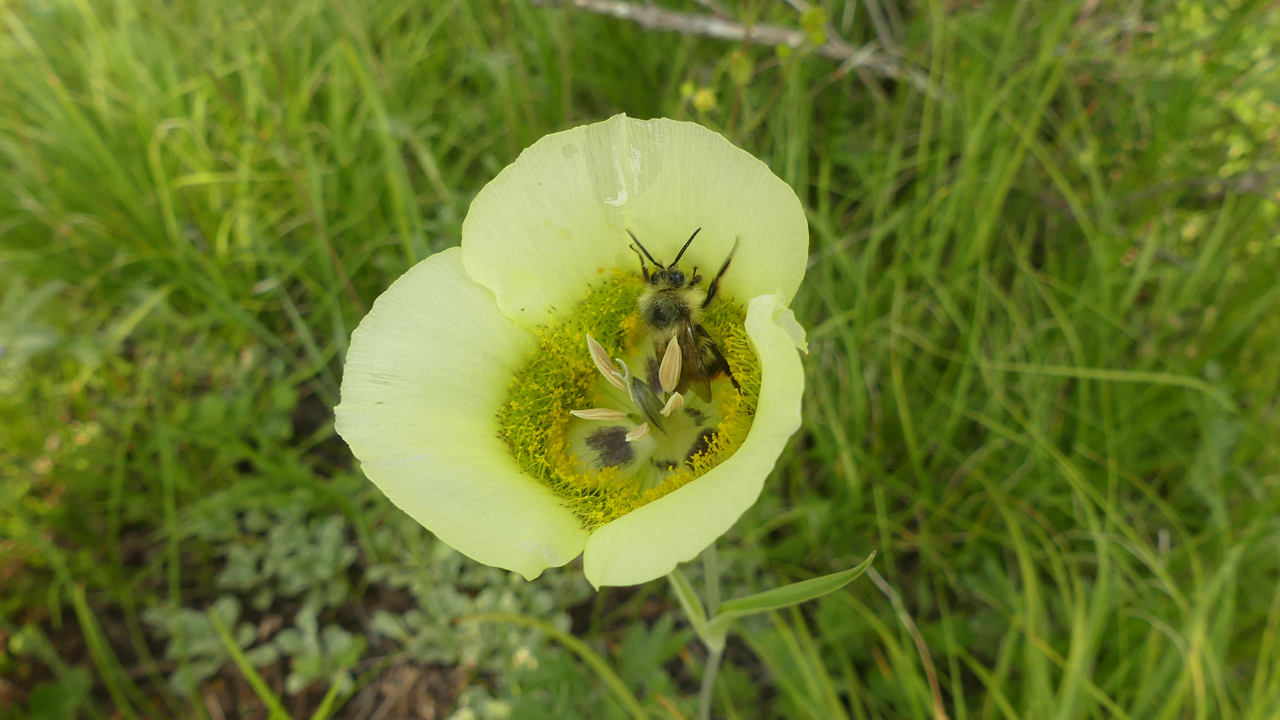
[336,115,808,587]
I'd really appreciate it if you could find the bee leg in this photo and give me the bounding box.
[696,325,742,394]
[689,267,702,286]
[701,237,740,308]
[722,360,741,392]
[628,243,650,283]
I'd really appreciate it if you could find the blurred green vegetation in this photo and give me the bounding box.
[2,0,1279,717]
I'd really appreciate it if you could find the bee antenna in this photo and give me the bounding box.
[670,228,701,267]
[627,230,664,268]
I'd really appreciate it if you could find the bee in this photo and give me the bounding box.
[628,228,741,402]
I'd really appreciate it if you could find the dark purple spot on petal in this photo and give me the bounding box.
[685,429,716,466]
[586,426,634,468]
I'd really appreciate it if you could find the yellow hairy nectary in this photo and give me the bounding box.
[497,272,761,530]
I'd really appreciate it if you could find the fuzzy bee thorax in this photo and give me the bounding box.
[639,285,707,336]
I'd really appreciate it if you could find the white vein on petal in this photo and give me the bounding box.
[604,121,631,207]
[629,147,643,180]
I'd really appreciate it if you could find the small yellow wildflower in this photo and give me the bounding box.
[692,88,718,113]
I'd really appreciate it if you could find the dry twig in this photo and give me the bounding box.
[534,0,918,83]
[867,566,951,720]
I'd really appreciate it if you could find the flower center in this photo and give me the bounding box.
[497,272,760,529]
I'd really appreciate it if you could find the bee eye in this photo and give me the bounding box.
[649,274,660,285]
[670,271,685,286]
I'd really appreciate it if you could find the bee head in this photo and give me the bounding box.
[650,268,687,288]
[629,228,701,289]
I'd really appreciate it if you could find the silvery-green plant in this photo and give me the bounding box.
[367,522,592,670]
[144,596,277,696]
[198,503,357,611]
[272,602,366,696]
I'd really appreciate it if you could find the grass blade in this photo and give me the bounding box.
[208,609,289,720]
[70,584,143,720]
[668,567,711,647]
[307,673,347,720]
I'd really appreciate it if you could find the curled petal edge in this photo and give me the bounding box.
[581,292,806,587]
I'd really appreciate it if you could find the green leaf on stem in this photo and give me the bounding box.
[705,553,876,645]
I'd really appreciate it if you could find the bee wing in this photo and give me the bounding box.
[678,320,715,402]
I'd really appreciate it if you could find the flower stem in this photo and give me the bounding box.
[699,541,723,720]
[703,540,721,615]
[698,643,724,720]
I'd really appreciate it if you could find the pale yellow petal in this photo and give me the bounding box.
[335,248,588,580]
[462,115,808,325]
[773,302,809,354]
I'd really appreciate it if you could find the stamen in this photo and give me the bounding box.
[625,423,650,442]
[570,408,630,421]
[659,336,682,393]
[587,335,627,391]
[660,391,685,417]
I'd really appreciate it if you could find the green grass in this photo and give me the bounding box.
[2,0,1279,718]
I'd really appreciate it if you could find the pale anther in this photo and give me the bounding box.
[660,392,684,417]
[570,408,630,421]
[625,423,650,442]
[659,336,682,393]
[587,335,627,391]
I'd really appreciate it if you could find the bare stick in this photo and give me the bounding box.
[690,0,733,18]
[534,0,910,80]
